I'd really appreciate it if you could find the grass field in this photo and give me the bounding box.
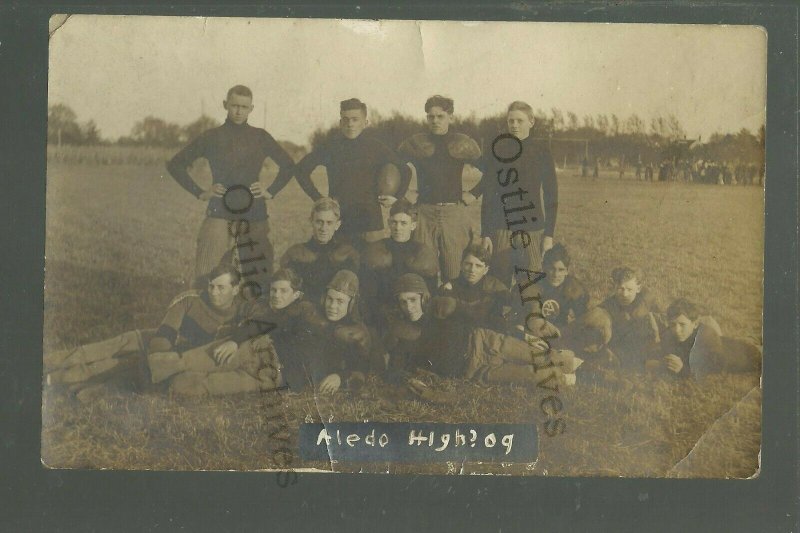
[41,152,764,477]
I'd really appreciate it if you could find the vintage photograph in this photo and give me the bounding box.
[43,16,765,476]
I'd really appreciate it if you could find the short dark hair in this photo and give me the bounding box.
[208,263,241,286]
[543,243,571,269]
[425,95,454,114]
[340,98,367,115]
[611,266,643,286]
[226,85,253,101]
[389,198,417,221]
[462,243,491,265]
[271,268,303,292]
[666,298,701,321]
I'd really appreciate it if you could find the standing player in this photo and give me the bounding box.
[272,98,411,245]
[166,85,295,293]
[399,95,482,282]
[470,101,558,286]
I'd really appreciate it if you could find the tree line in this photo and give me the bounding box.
[312,108,764,167]
[48,103,764,167]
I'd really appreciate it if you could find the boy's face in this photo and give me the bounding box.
[340,109,368,139]
[545,260,568,288]
[507,110,534,140]
[615,278,641,306]
[208,273,240,310]
[311,209,341,244]
[461,254,489,286]
[389,213,416,243]
[669,314,699,343]
[223,93,254,125]
[324,289,351,322]
[270,280,301,310]
[426,106,452,135]
[397,292,423,322]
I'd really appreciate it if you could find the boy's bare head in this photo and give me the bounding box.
[666,298,701,342]
[543,243,570,288]
[340,98,368,139]
[310,197,342,244]
[424,95,454,114]
[460,244,491,286]
[388,199,418,243]
[207,263,241,310]
[226,85,253,101]
[269,268,304,309]
[425,95,454,136]
[611,266,643,306]
[223,85,254,125]
[507,101,535,140]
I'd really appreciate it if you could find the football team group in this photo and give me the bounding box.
[45,85,762,402]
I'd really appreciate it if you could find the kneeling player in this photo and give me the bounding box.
[596,266,661,369]
[360,199,439,324]
[280,197,360,303]
[439,243,510,332]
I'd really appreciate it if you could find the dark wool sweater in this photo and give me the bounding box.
[439,275,511,332]
[399,131,481,204]
[538,276,590,327]
[472,135,558,237]
[281,132,411,233]
[151,291,240,352]
[279,236,360,303]
[360,238,439,308]
[167,119,295,221]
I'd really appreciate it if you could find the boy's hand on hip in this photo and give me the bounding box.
[461,191,477,206]
[199,183,226,201]
[249,182,268,198]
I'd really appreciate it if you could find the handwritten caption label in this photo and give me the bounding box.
[299,422,537,463]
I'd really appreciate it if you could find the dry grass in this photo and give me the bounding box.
[42,157,764,476]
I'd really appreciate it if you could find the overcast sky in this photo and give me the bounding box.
[49,16,766,146]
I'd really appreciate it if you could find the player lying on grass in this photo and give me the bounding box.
[383,273,577,395]
[280,197,360,304]
[280,269,383,394]
[283,98,411,246]
[46,264,245,391]
[360,199,439,327]
[156,268,319,397]
[645,298,762,379]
